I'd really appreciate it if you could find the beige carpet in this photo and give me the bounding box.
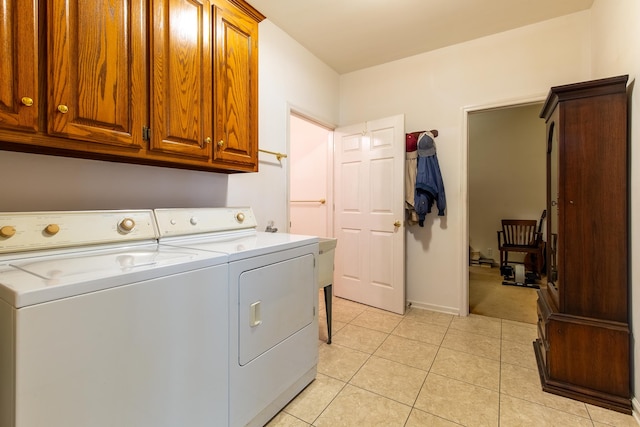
[469,265,540,324]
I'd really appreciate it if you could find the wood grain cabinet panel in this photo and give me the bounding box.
[149,0,212,160]
[0,0,39,132]
[47,0,146,149]
[212,0,262,172]
[533,75,630,414]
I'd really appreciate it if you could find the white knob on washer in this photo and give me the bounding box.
[118,218,136,233]
[190,217,198,225]
[236,212,245,222]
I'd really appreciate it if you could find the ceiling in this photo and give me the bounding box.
[248,0,594,74]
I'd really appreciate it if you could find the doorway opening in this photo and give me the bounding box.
[466,102,545,323]
[287,111,334,237]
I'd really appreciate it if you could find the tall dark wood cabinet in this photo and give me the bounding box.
[533,75,630,413]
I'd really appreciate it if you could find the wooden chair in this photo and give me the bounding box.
[497,219,544,275]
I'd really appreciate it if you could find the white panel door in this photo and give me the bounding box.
[334,115,405,314]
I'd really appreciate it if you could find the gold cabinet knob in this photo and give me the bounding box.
[205,137,212,144]
[217,140,225,147]
[0,225,16,238]
[21,97,34,107]
[394,220,401,227]
[45,224,60,235]
[57,104,69,114]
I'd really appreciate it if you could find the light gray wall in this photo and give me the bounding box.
[0,151,229,212]
[468,104,546,263]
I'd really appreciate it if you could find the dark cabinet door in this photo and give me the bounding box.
[558,95,628,321]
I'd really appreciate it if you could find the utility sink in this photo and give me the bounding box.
[318,238,337,288]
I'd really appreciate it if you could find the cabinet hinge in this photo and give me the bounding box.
[142,126,151,141]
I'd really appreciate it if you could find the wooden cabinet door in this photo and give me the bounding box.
[213,0,261,171]
[0,0,39,132]
[149,0,212,160]
[47,0,146,149]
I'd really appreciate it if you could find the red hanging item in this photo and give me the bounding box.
[406,131,421,152]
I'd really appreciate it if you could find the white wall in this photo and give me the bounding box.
[339,12,592,313]
[589,0,640,413]
[226,21,340,230]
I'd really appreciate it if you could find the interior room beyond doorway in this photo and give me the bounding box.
[467,103,545,324]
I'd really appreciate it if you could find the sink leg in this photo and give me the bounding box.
[324,284,332,344]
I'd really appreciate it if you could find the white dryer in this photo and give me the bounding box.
[155,208,319,427]
[0,210,229,427]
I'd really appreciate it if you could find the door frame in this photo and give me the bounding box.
[286,104,336,234]
[461,94,546,316]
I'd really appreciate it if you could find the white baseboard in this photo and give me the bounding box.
[631,396,640,425]
[406,300,460,315]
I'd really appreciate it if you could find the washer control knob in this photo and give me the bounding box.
[236,212,245,223]
[190,217,198,225]
[118,218,136,233]
[45,224,60,235]
[0,225,16,238]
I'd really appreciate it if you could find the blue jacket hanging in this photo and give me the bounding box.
[414,132,446,226]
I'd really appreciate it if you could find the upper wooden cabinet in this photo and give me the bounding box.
[0,0,264,173]
[0,0,39,133]
[47,0,146,149]
[149,0,213,161]
[212,0,262,172]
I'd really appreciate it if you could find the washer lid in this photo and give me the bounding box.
[0,243,227,308]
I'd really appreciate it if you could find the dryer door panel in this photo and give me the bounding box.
[238,254,315,365]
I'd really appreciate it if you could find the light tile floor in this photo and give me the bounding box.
[267,292,638,427]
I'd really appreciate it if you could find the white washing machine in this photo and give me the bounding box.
[0,210,229,427]
[155,208,319,427]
